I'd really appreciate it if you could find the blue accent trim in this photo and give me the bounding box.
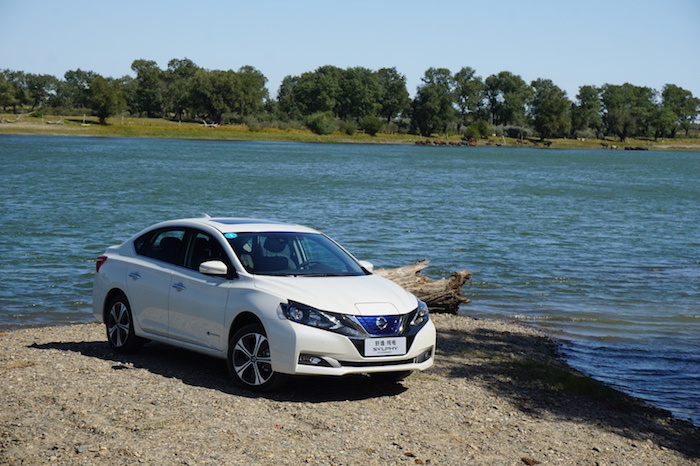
[356,315,402,336]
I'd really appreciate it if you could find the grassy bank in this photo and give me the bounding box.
[2,113,699,151]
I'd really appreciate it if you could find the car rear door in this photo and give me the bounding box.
[126,228,186,337]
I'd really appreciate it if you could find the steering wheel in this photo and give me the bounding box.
[298,259,321,270]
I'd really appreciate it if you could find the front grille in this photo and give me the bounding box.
[356,315,404,336]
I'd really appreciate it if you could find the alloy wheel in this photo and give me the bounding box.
[232,331,274,386]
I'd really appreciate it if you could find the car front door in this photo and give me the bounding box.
[167,231,232,351]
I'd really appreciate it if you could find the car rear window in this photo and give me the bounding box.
[135,228,187,265]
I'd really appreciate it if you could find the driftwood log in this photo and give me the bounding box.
[374,259,472,314]
[0,114,27,123]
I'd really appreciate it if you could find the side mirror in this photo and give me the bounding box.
[358,260,374,273]
[199,260,228,276]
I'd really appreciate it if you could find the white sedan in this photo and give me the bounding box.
[93,217,435,391]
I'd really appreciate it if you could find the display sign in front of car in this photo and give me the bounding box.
[92,217,436,391]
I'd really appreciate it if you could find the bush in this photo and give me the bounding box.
[502,125,533,139]
[462,125,480,140]
[574,129,597,140]
[245,116,262,132]
[361,115,383,136]
[394,118,411,134]
[220,113,236,125]
[304,112,337,135]
[265,119,303,130]
[473,120,492,137]
[339,120,357,136]
[383,122,399,134]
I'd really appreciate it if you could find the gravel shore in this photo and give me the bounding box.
[1,314,698,465]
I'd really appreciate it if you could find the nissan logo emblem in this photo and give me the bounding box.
[376,316,388,330]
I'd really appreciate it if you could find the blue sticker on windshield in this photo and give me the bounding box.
[224,233,238,239]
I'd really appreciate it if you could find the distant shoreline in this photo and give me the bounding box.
[2,116,699,151]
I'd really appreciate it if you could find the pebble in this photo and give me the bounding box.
[1,317,698,464]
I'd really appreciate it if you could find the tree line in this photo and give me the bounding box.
[1,58,698,141]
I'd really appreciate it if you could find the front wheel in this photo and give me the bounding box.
[105,294,144,353]
[227,323,284,392]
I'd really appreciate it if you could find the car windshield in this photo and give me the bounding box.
[226,232,367,277]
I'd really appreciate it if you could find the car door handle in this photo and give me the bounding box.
[128,272,141,280]
[172,282,186,292]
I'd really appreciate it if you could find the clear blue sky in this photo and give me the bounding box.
[1,0,699,100]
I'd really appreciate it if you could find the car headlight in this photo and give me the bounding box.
[281,301,367,338]
[410,299,430,328]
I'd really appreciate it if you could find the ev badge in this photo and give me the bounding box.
[375,316,388,330]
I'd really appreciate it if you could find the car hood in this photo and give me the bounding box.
[252,274,417,316]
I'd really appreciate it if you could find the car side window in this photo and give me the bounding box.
[135,228,187,266]
[185,231,229,271]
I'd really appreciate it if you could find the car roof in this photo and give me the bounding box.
[147,217,321,235]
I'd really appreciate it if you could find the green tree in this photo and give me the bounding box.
[661,84,700,137]
[25,73,59,110]
[164,58,200,120]
[410,67,456,137]
[633,86,657,137]
[337,67,380,121]
[119,75,137,115]
[289,65,343,116]
[59,69,97,109]
[650,106,678,140]
[131,59,164,118]
[232,65,268,119]
[0,71,18,111]
[601,83,656,141]
[453,67,485,131]
[168,65,268,124]
[529,78,571,140]
[89,75,126,124]
[189,69,239,124]
[601,84,634,141]
[188,69,211,120]
[571,85,602,134]
[485,71,532,126]
[277,75,302,120]
[376,67,410,122]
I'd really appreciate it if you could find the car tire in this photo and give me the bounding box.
[227,323,284,392]
[369,370,413,383]
[105,294,144,353]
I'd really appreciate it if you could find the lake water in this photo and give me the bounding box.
[1,134,698,425]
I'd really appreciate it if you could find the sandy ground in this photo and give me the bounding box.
[1,314,698,465]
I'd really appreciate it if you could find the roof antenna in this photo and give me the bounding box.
[201,213,211,218]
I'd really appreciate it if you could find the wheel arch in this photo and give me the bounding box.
[228,311,263,343]
[103,288,128,320]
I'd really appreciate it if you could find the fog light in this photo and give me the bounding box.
[414,348,433,364]
[298,354,332,367]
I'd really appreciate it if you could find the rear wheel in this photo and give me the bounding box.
[227,324,284,391]
[105,294,143,353]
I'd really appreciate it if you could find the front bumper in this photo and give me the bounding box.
[265,317,436,376]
